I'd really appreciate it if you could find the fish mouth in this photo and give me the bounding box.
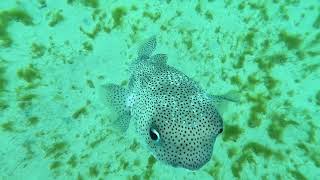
[183,158,210,171]
[166,155,211,171]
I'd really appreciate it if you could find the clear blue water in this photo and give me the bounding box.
[0,0,319,179]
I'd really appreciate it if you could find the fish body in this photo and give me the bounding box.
[101,36,228,170]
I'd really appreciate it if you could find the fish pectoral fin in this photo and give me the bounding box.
[210,90,240,104]
[150,54,167,65]
[111,110,131,132]
[209,90,240,113]
[138,35,157,58]
[99,84,131,132]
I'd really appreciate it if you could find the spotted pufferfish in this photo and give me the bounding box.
[100,36,235,170]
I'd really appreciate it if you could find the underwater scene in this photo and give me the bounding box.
[0,0,319,179]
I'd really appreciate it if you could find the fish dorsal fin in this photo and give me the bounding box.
[138,35,157,58]
[149,53,167,65]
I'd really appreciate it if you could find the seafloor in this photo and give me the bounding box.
[0,0,319,179]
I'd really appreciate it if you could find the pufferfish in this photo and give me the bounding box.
[100,36,235,170]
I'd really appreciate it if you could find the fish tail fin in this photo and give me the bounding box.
[149,53,168,65]
[99,84,131,132]
[138,35,157,58]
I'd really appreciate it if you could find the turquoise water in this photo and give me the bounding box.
[0,0,319,179]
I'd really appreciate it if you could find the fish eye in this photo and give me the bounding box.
[149,128,160,141]
[218,128,223,134]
